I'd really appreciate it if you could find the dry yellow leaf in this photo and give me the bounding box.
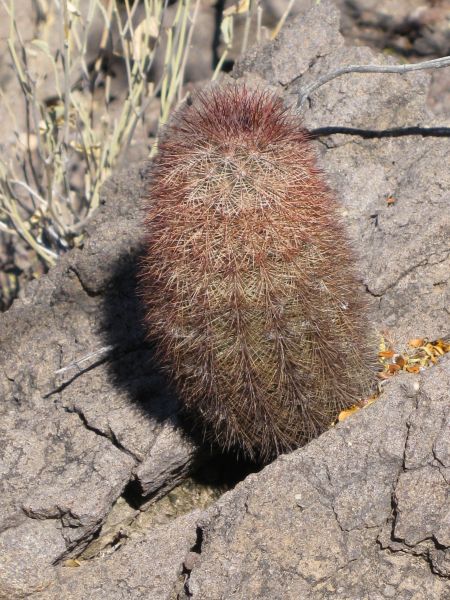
[423,343,435,357]
[395,356,406,368]
[62,558,81,568]
[338,405,360,422]
[435,339,450,353]
[409,338,425,348]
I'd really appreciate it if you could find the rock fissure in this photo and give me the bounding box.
[68,266,104,298]
[310,126,450,139]
[181,525,205,598]
[310,556,359,588]
[366,258,429,297]
[63,405,140,464]
[382,531,450,580]
[2,1,449,597]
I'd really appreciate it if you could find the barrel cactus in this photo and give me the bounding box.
[140,85,375,461]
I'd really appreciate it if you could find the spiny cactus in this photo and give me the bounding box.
[140,85,375,462]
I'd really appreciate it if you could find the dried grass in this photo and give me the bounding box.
[0,0,288,308]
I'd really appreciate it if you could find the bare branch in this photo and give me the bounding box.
[295,55,450,110]
[54,345,116,375]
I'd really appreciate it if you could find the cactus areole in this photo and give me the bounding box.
[140,85,374,461]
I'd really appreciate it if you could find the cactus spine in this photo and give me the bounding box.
[140,85,375,461]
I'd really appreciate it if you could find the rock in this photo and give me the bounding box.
[1,0,449,597]
[187,357,450,598]
[39,510,202,600]
[0,164,197,596]
[337,0,450,58]
[334,0,450,116]
[428,68,450,117]
[235,0,449,350]
[182,2,450,597]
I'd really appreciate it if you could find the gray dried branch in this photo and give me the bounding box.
[295,55,450,110]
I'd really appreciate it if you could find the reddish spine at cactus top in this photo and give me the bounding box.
[140,85,375,461]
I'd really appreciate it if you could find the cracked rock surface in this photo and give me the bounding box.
[235,0,449,349]
[39,510,202,600]
[1,1,449,598]
[183,3,449,597]
[187,357,450,599]
[0,167,197,597]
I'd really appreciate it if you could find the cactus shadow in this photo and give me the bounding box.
[101,245,260,489]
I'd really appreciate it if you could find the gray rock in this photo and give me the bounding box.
[187,357,450,599]
[337,0,450,60]
[39,510,202,600]
[235,0,450,349]
[327,0,450,115]
[0,165,197,596]
[2,1,449,598]
[136,423,198,499]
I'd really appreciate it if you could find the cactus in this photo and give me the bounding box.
[140,85,375,461]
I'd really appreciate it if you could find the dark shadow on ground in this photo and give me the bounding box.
[101,244,261,496]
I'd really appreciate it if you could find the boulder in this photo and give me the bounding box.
[1,0,449,597]
[187,357,450,599]
[0,165,198,596]
[235,0,449,349]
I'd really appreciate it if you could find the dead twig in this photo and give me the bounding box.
[295,55,450,109]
